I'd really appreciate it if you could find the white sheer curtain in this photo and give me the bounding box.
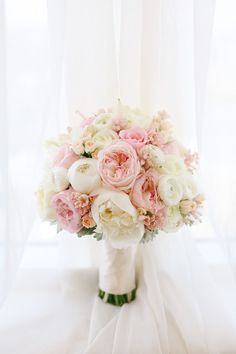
[1,0,236,353]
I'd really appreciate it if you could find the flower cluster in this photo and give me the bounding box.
[36,103,204,248]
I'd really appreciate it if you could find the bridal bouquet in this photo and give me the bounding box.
[37,103,204,305]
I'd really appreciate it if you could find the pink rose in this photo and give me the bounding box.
[98,141,140,191]
[119,127,147,150]
[51,189,82,233]
[130,169,163,213]
[54,144,78,169]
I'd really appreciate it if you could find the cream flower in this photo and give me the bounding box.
[91,189,144,248]
[93,112,113,129]
[163,205,183,232]
[36,184,56,221]
[139,144,165,167]
[155,154,186,176]
[181,174,198,199]
[87,128,118,153]
[158,175,183,206]
[68,158,101,193]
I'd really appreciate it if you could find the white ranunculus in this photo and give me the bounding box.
[91,189,144,249]
[36,184,56,221]
[68,158,101,193]
[156,154,186,176]
[181,173,198,199]
[163,205,183,232]
[158,175,183,206]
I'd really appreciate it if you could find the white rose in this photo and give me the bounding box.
[68,158,101,193]
[163,205,183,232]
[156,154,186,176]
[158,175,183,206]
[36,184,55,221]
[181,174,198,199]
[91,189,144,249]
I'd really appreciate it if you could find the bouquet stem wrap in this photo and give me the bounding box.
[98,241,137,306]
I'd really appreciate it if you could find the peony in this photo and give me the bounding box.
[68,158,101,194]
[91,189,144,248]
[130,169,163,213]
[54,144,79,169]
[51,189,82,233]
[36,185,56,221]
[119,127,147,150]
[98,141,140,191]
[163,205,183,232]
[158,175,183,206]
[155,154,186,176]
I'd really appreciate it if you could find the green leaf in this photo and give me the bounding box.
[81,151,92,158]
[77,226,97,238]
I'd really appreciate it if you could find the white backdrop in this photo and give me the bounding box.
[1,0,236,353]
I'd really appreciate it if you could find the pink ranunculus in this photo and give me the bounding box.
[130,169,163,213]
[54,144,79,169]
[119,127,148,150]
[51,189,82,233]
[98,141,140,191]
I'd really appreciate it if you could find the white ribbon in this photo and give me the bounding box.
[99,241,137,295]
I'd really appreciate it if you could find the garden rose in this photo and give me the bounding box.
[119,127,147,150]
[130,170,163,213]
[54,144,78,169]
[91,189,144,248]
[51,189,82,233]
[158,175,183,206]
[68,158,101,194]
[98,141,140,191]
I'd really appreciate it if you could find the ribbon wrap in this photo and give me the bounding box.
[98,241,137,305]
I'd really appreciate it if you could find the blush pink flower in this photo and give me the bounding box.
[71,192,91,216]
[147,129,166,148]
[140,208,167,231]
[130,169,163,213]
[119,127,148,150]
[51,189,82,233]
[80,116,94,129]
[98,141,140,191]
[54,144,79,169]
[111,117,128,132]
[82,212,96,228]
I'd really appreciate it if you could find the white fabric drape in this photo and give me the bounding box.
[1,0,236,353]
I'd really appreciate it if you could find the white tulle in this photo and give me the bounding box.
[1,0,236,353]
